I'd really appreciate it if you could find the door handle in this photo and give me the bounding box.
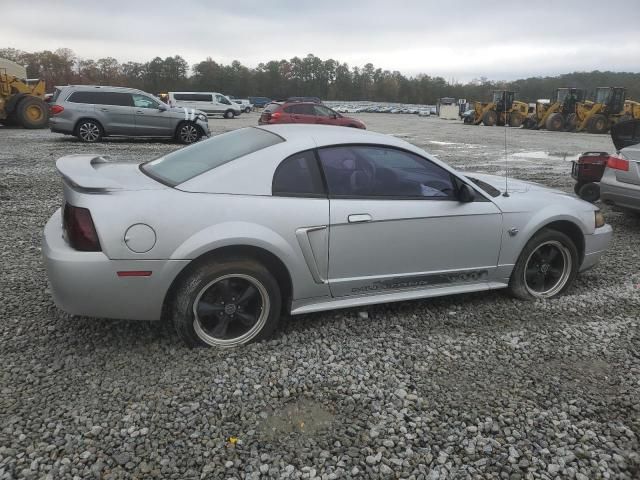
[98,108,109,112]
[135,110,144,114]
[348,213,372,223]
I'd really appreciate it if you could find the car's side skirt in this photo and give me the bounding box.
[290,281,508,315]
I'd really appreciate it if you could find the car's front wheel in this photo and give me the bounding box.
[176,122,202,144]
[508,229,578,300]
[171,258,282,347]
[224,110,235,119]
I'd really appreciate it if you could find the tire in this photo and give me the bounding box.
[508,229,579,300]
[545,112,564,131]
[244,107,251,114]
[482,110,497,126]
[176,122,202,144]
[577,182,600,202]
[565,113,577,132]
[224,110,235,119]
[509,112,524,128]
[16,96,49,129]
[171,258,282,348]
[573,182,584,195]
[587,114,608,134]
[75,119,103,143]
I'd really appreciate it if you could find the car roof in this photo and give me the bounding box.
[256,124,410,149]
[61,85,142,93]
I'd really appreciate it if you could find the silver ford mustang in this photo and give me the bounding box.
[43,125,613,347]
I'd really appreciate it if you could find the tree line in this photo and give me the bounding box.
[2,47,639,104]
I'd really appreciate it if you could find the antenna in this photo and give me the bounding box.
[503,91,510,197]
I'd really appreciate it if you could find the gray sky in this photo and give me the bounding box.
[2,0,639,81]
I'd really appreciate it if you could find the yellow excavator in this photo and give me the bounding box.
[463,90,529,127]
[523,88,585,131]
[0,57,49,128]
[575,87,633,134]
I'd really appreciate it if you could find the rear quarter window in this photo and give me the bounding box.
[141,127,284,186]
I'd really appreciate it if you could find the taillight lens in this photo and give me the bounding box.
[271,112,281,120]
[607,155,629,171]
[63,204,101,251]
[50,104,64,115]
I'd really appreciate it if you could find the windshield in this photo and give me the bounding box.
[595,88,611,104]
[141,127,284,186]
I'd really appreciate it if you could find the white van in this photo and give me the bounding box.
[168,92,242,119]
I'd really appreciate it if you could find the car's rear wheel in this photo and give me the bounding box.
[224,110,235,119]
[75,119,103,143]
[176,122,201,144]
[171,258,282,348]
[508,229,578,300]
[244,107,251,113]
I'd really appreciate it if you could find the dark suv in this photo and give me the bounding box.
[259,102,366,129]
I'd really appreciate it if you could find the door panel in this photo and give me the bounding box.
[327,199,502,296]
[132,94,171,136]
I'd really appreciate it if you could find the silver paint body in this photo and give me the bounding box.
[42,125,613,321]
[600,145,640,212]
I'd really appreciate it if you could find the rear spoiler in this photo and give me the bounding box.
[56,155,120,192]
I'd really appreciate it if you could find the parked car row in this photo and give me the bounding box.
[325,100,436,116]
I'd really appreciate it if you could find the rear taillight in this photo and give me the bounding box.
[63,204,101,252]
[50,104,64,115]
[271,112,281,120]
[607,155,629,171]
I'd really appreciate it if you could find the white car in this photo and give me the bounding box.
[232,99,253,113]
[168,91,241,119]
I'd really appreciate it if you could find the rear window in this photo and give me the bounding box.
[67,91,132,106]
[173,93,213,102]
[263,103,282,113]
[141,127,284,186]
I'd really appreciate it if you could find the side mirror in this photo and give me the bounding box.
[458,183,475,202]
[157,103,167,111]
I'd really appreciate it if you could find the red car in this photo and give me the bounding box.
[259,101,366,129]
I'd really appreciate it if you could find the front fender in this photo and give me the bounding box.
[497,207,592,281]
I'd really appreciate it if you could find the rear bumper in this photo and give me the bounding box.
[600,171,640,212]
[42,209,189,321]
[579,224,613,272]
[49,116,74,134]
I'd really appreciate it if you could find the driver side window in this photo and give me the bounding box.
[317,146,455,199]
[216,95,231,105]
[132,94,159,109]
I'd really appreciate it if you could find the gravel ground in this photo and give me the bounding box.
[1,113,639,480]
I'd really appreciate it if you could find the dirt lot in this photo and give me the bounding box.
[1,114,639,479]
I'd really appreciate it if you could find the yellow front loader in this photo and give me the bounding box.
[463,90,528,127]
[523,88,585,131]
[575,87,629,134]
[0,57,49,128]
